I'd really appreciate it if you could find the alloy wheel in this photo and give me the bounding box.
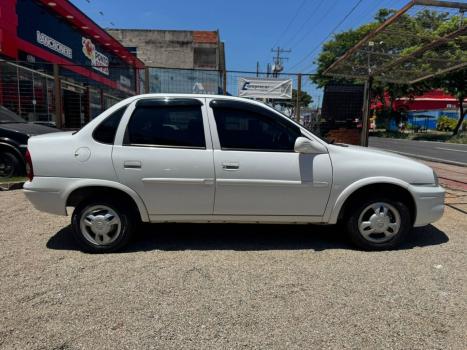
[357,202,401,243]
[79,205,122,246]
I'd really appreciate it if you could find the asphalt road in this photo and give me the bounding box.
[1,190,466,349]
[369,137,467,165]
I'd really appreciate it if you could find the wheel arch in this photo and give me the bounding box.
[0,141,24,162]
[65,180,149,222]
[330,178,417,225]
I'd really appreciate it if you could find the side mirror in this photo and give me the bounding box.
[294,137,327,154]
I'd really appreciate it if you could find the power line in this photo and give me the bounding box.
[288,1,339,51]
[299,0,394,72]
[281,1,327,49]
[271,0,308,49]
[288,0,365,72]
[289,0,365,72]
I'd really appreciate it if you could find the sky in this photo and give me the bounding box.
[70,0,411,104]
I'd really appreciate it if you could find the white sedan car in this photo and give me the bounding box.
[24,94,444,253]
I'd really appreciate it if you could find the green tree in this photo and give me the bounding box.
[311,8,464,134]
[432,70,466,135]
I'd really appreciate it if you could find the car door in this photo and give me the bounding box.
[112,97,215,216]
[207,99,332,216]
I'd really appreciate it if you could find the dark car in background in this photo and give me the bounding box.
[0,106,57,178]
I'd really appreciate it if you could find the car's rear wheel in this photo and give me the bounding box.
[72,199,134,253]
[346,197,412,250]
[0,151,21,178]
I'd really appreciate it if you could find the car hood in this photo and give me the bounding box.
[327,143,436,185]
[340,144,413,160]
[0,122,58,136]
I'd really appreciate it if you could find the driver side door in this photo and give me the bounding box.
[208,99,332,217]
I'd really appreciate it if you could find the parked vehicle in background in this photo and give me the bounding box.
[24,94,445,253]
[0,106,57,178]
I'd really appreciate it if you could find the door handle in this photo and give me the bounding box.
[222,162,240,170]
[124,160,142,169]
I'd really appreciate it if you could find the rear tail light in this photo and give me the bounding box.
[25,149,34,181]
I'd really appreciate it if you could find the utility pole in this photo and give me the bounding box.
[270,47,291,77]
[296,73,302,123]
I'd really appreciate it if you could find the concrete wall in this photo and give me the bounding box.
[106,29,224,70]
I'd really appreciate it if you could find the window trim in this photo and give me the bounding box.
[123,99,207,149]
[136,98,203,108]
[216,147,296,153]
[209,99,301,153]
[123,143,206,150]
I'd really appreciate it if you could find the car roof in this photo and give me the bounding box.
[132,93,276,110]
[134,93,256,101]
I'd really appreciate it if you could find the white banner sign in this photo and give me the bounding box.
[238,77,292,99]
[36,31,72,59]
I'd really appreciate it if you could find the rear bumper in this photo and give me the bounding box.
[23,180,67,216]
[410,185,445,227]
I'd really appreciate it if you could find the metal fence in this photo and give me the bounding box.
[0,59,323,133]
[0,59,137,129]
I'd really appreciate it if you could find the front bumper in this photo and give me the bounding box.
[409,185,445,227]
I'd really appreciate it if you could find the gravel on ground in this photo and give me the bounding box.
[0,190,466,350]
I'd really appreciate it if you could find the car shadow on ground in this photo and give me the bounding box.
[47,223,449,253]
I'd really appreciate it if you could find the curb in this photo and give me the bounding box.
[370,136,467,146]
[0,182,25,191]
[386,150,467,168]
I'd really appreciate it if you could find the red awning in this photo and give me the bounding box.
[37,0,144,69]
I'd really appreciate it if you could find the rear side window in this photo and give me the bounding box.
[125,105,205,148]
[92,106,127,144]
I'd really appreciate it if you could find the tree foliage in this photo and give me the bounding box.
[311,8,466,134]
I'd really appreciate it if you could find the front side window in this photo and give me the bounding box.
[92,105,127,144]
[212,106,301,151]
[125,104,205,148]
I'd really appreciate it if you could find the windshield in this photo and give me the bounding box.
[0,106,26,123]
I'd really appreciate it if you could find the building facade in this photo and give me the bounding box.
[0,0,144,128]
[373,90,466,131]
[106,29,225,70]
[107,29,226,94]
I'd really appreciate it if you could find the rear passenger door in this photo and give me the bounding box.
[112,98,215,216]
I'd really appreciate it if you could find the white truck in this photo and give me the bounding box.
[24,94,444,253]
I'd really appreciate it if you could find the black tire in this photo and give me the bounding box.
[0,151,22,178]
[71,198,135,253]
[346,196,412,251]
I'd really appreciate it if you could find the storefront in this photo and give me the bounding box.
[0,0,145,128]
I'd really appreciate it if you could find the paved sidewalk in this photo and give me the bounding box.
[421,160,467,192]
[419,160,467,215]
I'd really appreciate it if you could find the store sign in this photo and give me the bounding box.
[16,0,135,91]
[36,30,72,59]
[82,38,109,75]
[238,78,292,99]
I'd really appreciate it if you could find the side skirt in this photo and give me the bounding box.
[148,214,326,224]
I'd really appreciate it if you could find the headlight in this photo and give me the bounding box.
[433,170,439,186]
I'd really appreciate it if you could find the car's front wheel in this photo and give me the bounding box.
[346,197,412,250]
[72,200,135,253]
